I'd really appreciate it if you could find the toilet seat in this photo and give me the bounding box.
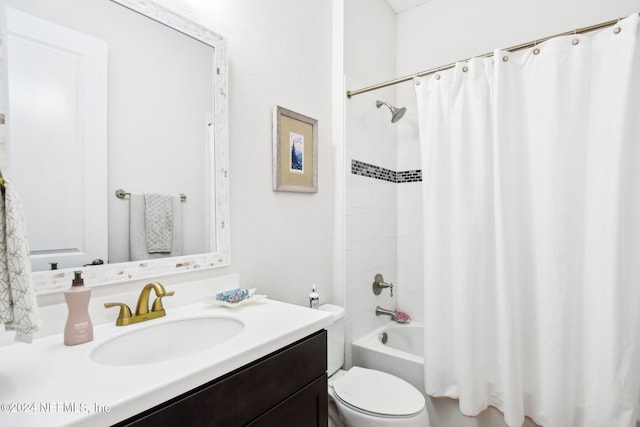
[332,366,425,417]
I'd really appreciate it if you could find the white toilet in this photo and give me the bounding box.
[320,304,430,427]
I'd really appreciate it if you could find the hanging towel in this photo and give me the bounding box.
[0,180,40,343]
[129,193,183,261]
[144,193,174,253]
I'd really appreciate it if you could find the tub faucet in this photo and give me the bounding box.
[376,306,398,321]
[375,306,410,324]
[372,274,393,296]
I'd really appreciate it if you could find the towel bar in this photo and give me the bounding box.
[115,188,186,202]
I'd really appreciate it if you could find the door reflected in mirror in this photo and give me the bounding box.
[1,0,230,290]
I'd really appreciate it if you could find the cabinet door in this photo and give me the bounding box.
[116,331,327,427]
[247,375,328,427]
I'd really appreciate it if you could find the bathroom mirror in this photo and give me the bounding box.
[0,0,229,293]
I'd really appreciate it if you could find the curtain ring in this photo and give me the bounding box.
[613,17,622,34]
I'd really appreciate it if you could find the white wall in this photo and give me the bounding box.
[344,78,398,357]
[152,0,336,306]
[345,0,398,92]
[343,0,398,366]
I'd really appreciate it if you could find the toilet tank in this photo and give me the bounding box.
[319,304,345,375]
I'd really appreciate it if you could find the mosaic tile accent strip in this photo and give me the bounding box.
[351,160,396,182]
[351,159,422,183]
[396,169,422,183]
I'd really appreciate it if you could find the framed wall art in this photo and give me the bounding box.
[272,106,318,193]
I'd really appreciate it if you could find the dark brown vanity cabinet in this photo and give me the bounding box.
[116,330,328,427]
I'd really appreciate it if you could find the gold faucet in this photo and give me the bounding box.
[105,282,175,326]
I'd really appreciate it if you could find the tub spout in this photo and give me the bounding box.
[375,306,411,324]
[376,306,398,321]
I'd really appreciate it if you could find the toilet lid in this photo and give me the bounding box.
[332,366,425,416]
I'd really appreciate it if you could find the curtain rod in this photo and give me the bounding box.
[346,12,638,98]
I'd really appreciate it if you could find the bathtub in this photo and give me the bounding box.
[351,322,540,427]
[351,321,425,391]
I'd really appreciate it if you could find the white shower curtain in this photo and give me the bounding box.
[417,13,640,427]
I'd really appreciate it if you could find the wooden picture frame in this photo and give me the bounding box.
[272,106,318,193]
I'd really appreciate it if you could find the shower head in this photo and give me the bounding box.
[376,100,406,123]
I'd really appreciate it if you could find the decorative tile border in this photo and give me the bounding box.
[351,160,422,183]
[396,169,422,183]
[351,160,396,182]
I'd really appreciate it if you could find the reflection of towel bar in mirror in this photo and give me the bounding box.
[115,188,186,202]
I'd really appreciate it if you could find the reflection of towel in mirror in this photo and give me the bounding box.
[129,193,183,261]
[0,181,40,343]
[144,193,173,253]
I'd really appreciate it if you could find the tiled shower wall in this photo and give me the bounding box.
[344,76,424,366]
[344,77,396,367]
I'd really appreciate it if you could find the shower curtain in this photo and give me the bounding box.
[416,13,640,427]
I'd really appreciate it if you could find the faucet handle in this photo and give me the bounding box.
[104,302,133,326]
[151,291,175,312]
[373,274,394,297]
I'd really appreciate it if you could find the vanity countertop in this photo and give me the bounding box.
[0,298,333,426]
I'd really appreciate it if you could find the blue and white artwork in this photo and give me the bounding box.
[289,132,304,173]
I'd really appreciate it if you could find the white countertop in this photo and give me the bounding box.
[0,298,333,426]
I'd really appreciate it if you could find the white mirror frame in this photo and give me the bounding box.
[23,0,230,294]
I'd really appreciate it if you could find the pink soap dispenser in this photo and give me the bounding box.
[64,271,94,346]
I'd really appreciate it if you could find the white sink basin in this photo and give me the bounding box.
[91,316,244,366]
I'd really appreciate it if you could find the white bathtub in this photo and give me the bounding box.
[351,322,534,427]
[352,321,425,391]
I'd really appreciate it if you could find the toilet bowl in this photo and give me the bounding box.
[329,367,429,426]
[320,304,430,427]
